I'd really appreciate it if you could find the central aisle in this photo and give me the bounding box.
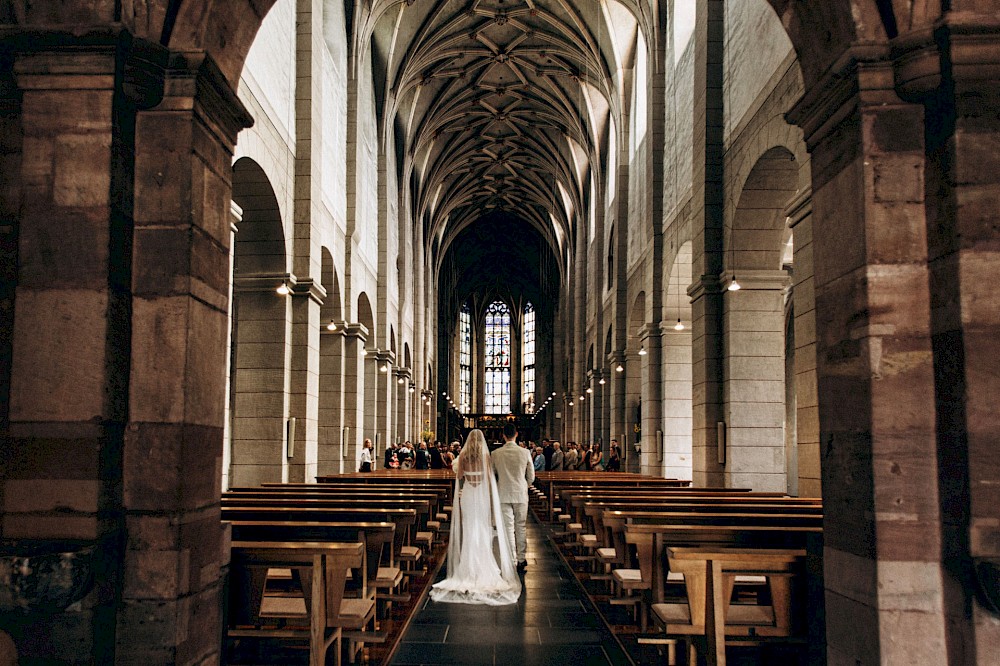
[389,515,630,666]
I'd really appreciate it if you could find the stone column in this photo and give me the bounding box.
[721,270,789,492]
[317,322,346,476]
[222,202,242,491]
[374,349,394,461]
[5,33,168,663]
[128,50,254,663]
[587,369,605,448]
[661,324,693,481]
[690,277,725,487]
[394,368,410,444]
[639,324,664,476]
[341,323,367,472]
[287,280,323,482]
[789,60,945,665]
[230,273,293,486]
[607,351,627,464]
[786,192,819,497]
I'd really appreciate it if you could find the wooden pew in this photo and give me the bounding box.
[228,520,405,613]
[221,506,419,570]
[651,546,808,666]
[228,540,370,666]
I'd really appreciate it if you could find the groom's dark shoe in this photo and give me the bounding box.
[517,561,527,572]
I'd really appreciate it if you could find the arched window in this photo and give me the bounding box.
[459,303,472,413]
[522,302,536,412]
[485,300,511,414]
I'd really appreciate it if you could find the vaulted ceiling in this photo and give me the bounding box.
[356,0,643,299]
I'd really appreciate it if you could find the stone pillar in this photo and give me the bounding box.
[588,369,605,449]
[374,350,394,461]
[317,322,346,476]
[639,324,663,476]
[721,270,789,492]
[230,273,292,486]
[4,33,167,663]
[789,60,945,665]
[287,280,322,482]
[661,324,693,481]
[363,350,379,452]
[222,202,242,491]
[607,351,627,465]
[395,368,410,444]
[786,192,819,497]
[342,323,367,472]
[690,277,725,487]
[128,50,254,663]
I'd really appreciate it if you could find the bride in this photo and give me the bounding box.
[429,429,521,605]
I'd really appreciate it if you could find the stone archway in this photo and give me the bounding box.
[721,146,798,492]
[228,156,290,488]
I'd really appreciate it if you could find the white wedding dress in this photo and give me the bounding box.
[429,430,521,605]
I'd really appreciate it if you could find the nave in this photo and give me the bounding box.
[219,470,820,666]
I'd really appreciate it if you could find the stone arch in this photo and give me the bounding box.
[728,146,800,273]
[357,292,375,338]
[720,146,801,493]
[320,247,342,323]
[228,156,290,487]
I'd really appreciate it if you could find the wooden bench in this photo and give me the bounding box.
[228,540,369,666]
[646,546,809,666]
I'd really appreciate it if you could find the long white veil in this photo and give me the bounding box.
[429,430,521,605]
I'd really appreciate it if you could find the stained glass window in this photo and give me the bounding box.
[485,300,511,414]
[459,303,471,413]
[522,302,535,412]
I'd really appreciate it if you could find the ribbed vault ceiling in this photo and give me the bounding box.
[359,0,641,285]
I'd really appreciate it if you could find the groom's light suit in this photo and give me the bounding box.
[491,440,535,564]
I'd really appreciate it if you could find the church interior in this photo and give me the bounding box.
[0,0,998,664]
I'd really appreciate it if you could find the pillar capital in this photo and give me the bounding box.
[289,277,327,305]
[161,50,253,145]
[638,323,663,344]
[687,274,724,301]
[721,269,790,292]
[342,322,369,343]
[234,271,297,294]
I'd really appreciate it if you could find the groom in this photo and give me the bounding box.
[491,422,534,572]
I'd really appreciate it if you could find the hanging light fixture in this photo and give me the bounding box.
[586,387,593,394]
[397,376,405,385]
[616,363,624,372]
[361,346,367,356]
[728,275,741,291]
[409,385,415,394]
[276,282,291,296]
[569,400,574,406]
[380,363,389,373]
[599,377,606,385]
[674,319,685,331]
[639,346,647,356]
[326,320,337,331]
[579,395,585,402]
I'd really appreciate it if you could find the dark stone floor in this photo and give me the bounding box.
[389,517,632,666]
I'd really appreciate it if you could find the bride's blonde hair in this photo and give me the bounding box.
[458,429,487,473]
